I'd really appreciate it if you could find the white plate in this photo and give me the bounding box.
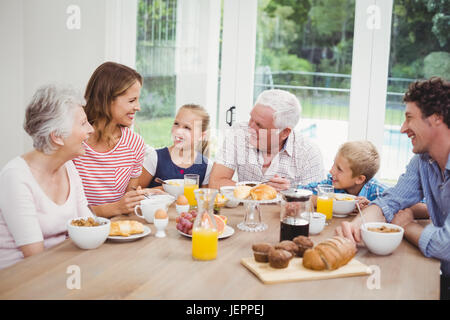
[177,225,235,239]
[107,225,151,242]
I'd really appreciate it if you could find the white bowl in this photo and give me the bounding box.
[220,186,240,208]
[176,204,190,214]
[333,193,356,215]
[67,216,110,250]
[162,179,185,197]
[361,222,404,255]
[301,212,326,235]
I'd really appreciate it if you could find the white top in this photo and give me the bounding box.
[215,122,325,186]
[0,157,93,270]
[143,145,213,185]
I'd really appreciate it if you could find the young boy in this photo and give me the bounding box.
[298,140,387,208]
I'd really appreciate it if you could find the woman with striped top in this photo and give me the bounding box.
[73,62,157,218]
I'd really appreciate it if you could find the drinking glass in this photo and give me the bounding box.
[316,184,334,222]
[184,174,199,207]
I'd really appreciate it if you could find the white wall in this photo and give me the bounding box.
[0,0,137,168]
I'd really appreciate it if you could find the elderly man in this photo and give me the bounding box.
[336,77,450,300]
[209,89,325,191]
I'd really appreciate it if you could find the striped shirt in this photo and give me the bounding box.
[215,122,325,187]
[73,126,145,207]
[372,153,450,276]
[297,173,388,201]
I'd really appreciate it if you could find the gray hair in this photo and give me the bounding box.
[23,84,86,154]
[254,89,301,130]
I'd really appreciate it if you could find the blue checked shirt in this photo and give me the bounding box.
[297,173,387,201]
[372,153,450,276]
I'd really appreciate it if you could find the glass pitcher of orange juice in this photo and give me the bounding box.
[184,174,199,207]
[192,188,218,261]
[316,184,334,221]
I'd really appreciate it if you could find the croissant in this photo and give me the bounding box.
[302,236,356,271]
[109,220,144,237]
[233,185,252,199]
[250,184,277,200]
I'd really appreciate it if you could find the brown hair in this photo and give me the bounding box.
[178,104,210,157]
[337,141,380,182]
[403,76,449,128]
[84,61,143,145]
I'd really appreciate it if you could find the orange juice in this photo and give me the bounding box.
[184,184,199,206]
[192,228,218,260]
[317,197,333,220]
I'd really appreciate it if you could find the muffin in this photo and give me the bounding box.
[275,240,300,256]
[268,248,293,269]
[293,236,314,257]
[252,243,273,262]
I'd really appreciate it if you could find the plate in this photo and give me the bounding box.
[107,225,151,242]
[177,225,235,239]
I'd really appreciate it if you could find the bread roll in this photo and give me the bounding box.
[233,185,252,199]
[302,236,356,271]
[250,184,277,200]
[109,220,144,237]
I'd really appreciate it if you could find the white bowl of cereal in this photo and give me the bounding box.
[67,216,110,250]
[162,179,185,197]
[333,193,356,217]
[361,222,404,255]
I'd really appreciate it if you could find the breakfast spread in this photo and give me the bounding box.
[233,184,277,200]
[302,236,356,271]
[109,220,145,237]
[71,217,105,227]
[368,226,400,233]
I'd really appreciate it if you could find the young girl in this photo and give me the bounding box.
[73,61,152,218]
[138,104,212,188]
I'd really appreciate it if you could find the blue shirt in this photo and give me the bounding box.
[372,153,450,276]
[297,173,387,201]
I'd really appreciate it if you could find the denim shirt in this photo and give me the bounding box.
[372,153,450,276]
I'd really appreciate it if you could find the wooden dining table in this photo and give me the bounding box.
[0,203,440,300]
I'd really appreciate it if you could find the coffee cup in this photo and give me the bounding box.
[135,198,170,223]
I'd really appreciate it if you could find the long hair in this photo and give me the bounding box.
[84,62,142,146]
[178,104,210,158]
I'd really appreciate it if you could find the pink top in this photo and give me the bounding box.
[73,126,145,207]
[0,157,93,270]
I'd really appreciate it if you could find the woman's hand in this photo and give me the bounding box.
[117,187,147,215]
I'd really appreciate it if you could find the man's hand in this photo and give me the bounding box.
[391,208,415,228]
[335,221,362,243]
[267,174,291,191]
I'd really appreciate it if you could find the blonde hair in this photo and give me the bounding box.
[178,104,210,158]
[337,141,380,182]
[84,62,142,147]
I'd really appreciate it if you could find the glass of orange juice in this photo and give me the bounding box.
[192,188,218,261]
[316,184,334,222]
[184,174,199,207]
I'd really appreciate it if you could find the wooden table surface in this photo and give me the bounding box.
[0,203,440,300]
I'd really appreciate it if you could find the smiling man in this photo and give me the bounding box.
[209,89,325,191]
[335,77,450,300]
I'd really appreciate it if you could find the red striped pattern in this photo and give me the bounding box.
[73,127,145,206]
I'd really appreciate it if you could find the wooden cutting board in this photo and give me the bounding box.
[241,257,371,284]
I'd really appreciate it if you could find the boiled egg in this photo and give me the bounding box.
[154,208,168,219]
[177,195,189,205]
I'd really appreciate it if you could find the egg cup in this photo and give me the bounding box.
[176,204,190,215]
[154,217,169,238]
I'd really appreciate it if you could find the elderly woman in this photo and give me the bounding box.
[0,85,94,269]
